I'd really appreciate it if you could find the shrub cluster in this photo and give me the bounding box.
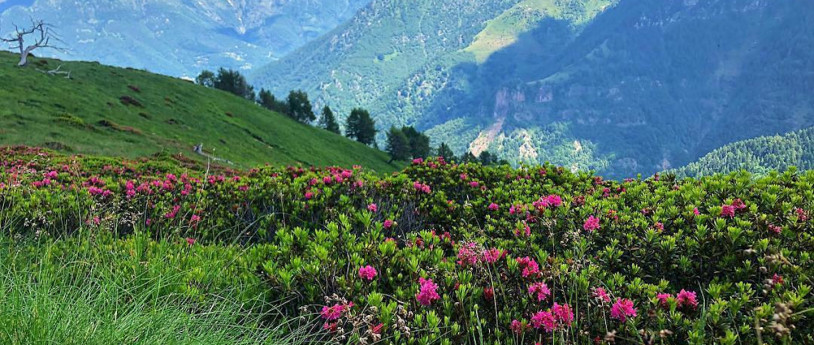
[0,146,811,344]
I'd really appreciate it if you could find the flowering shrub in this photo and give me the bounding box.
[0,146,812,344]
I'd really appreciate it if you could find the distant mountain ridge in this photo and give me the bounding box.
[671,127,814,177]
[253,0,814,178]
[0,0,371,77]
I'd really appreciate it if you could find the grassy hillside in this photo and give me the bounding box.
[0,51,400,172]
[672,127,814,177]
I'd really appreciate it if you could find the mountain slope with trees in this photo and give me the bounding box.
[0,51,400,172]
[672,127,814,177]
[253,0,814,178]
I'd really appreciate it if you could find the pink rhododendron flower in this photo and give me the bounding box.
[772,274,784,286]
[796,208,809,222]
[610,298,637,322]
[320,303,349,320]
[677,289,698,309]
[510,320,527,334]
[415,278,440,306]
[593,287,611,303]
[488,202,499,211]
[482,248,504,263]
[516,257,540,278]
[530,311,555,332]
[457,242,481,266]
[370,323,383,335]
[552,303,574,326]
[383,219,394,229]
[583,215,600,232]
[528,282,550,301]
[304,191,314,200]
[693,207,700,215]
[768,224,782,234]
[412,158,424,165]
[656,293,672,307]
[469,181,479,188]
[721,205,735,218]
[358,265,378,281]
[654,222,664,231]
[367,203,378,212]
[483,287,494,301]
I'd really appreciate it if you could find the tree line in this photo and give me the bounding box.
[196,68,503,165]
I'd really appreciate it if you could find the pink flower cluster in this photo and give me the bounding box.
[530,303,573,333]
[482,248,504,263]
[415,278,440,306]
[358,265,377,281]
[656,289,698,310]
[533,194,562,210]
[413,181,431,194]
[516,256,540,278]
[583,215,600,232]
[610,298,637,322]
[488,202,499,211]
[367,203,378,212]
[721,199,747,218]
[457,242,481,266]
[528,282,550,301]
[592,287,611,303]
[320,302,352,320]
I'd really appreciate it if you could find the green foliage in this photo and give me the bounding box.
[3,147,810,344]
[195,69,215,88]
[285,90,316,124]
[0,52,400,172]
[257,88,289,114]
[386,126,411,163]
[319,106,341,134]
[402,126,431,159]
[345,108,377,146]
[436,142,456,161]
[213,68,255,101]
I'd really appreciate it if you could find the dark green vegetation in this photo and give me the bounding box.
[673,127,814,178]
[0,52,400,172]
[254,0,814,178]
[2,146,811,344]
[0,0,371,76]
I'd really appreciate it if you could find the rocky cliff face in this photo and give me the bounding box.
[0,0,370,76]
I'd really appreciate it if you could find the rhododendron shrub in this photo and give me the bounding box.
[0,147,811,344]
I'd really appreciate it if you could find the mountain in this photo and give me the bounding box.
[671,127,814,177]
[253,0,814,178]
[0,51,400,172]
[0,0,371,77]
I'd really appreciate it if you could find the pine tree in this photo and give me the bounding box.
[436,142,455,161]
[195,70,215,88]
[479,150,495,165]
[286,90,316,124]
[213,68,255,100]
[319,105,341,134]
[345,108,377,146]
[401,126,430,159]
[257,88,288,114]
[386,127,410,163]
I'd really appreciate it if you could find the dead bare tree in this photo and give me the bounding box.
[1,19,62,67]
